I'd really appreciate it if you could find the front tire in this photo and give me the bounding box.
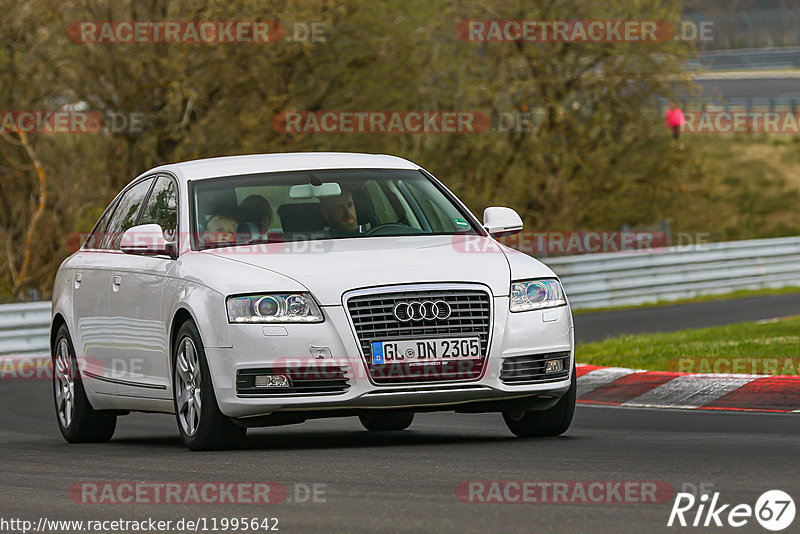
[502,367,576,438]
[173,320,245,451]
[359,411,415,431]
[53,324,116,443]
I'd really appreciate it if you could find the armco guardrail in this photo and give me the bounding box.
[1,236,800,357]
[542,236,800,310]
[0,301,52,359]
[691,47,800,71]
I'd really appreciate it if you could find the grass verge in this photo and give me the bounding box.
[577,315,800,375]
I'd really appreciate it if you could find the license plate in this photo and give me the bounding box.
[370,337,481,365]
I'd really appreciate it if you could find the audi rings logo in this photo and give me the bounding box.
[393,300,452,322]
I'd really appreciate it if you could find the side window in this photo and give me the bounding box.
[405,181,457,232]
[363,180,398,225]
[100,178,155,250]
[139,176,178,242]
[84,204,115,249]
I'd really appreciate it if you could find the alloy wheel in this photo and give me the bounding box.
[54,338,74,429]
[175,337,202,436]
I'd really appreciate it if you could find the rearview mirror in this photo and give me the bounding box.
[288,182,342,199]
[120,224,177,259]
[483,207,523,237]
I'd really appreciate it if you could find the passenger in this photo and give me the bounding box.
[239,195,273,235]
[203,211,238,245]
[320,189,359,237]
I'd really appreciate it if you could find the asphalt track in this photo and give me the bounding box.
[2,378,799,534]
[574,292,800,343]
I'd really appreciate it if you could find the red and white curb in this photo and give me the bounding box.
[577,364,800,413]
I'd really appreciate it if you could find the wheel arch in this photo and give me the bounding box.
[50,313,67,356]
[169,308,196,360]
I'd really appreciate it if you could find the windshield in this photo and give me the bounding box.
[191,169,480,249]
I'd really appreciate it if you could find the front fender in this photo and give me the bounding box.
[163,277,231,349]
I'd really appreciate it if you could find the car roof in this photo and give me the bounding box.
[137,152,420,183]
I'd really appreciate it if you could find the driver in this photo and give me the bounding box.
[320,189,359,237]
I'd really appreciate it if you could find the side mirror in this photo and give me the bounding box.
[483,207,523,237]
[120,224,177,259]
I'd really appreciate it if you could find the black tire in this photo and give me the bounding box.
[502,367,576,438]
[53,324,117,443]
[172,320,246,451]
[359,411,415,431]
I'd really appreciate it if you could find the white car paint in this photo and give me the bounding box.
[51,153,574,423]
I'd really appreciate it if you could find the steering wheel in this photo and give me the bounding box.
[365,223,425,237]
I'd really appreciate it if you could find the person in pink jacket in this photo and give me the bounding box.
[665,102,685,140]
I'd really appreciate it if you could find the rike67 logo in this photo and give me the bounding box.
[668,490,795,531]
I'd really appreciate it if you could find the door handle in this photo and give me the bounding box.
[74,271,83,289]
[112,275,122,290]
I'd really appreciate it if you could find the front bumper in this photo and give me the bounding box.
[206,296,573,419]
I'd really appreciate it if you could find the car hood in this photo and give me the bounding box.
[204,235,553,305]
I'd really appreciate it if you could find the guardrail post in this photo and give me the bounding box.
[661,220,671,247]
[786,8,799,46]
[690,13,708,52]
[740,11,755,48]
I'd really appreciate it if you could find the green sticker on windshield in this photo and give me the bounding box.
[454,218,469,228]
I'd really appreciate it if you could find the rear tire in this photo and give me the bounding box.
[173,320,246,451]
[53,324,117,443]
[502,367,576,438]
[359,411,415,431]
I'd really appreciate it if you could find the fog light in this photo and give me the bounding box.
[255,374,292,388]
[545,359,564,373]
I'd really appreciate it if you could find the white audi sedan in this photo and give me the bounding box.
[51,153,575,450]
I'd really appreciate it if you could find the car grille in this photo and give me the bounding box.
[236,365,350,396]
[346,288,492,384]
[500,352,571,384]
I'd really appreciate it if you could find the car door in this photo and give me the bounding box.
[110,174,178,399]
[73,176,155,395]
[71,206,118,396]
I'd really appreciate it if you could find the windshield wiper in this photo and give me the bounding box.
[246,236,283,245]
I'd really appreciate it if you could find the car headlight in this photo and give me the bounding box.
[510,279,566,312]
[226,293,324,323]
